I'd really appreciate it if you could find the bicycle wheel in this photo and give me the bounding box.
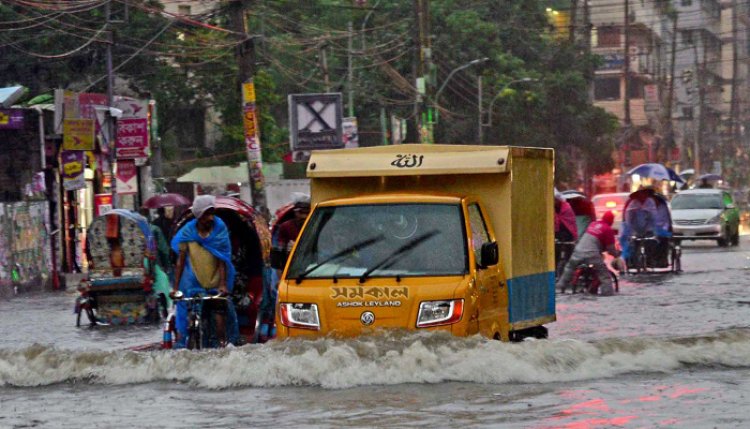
[187,316,201,350]
[610,271,619,292]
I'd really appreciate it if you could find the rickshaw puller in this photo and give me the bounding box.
[171,195,240,348]
[556,211,620,296]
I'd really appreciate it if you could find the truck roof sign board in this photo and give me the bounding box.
[289,93,343,151]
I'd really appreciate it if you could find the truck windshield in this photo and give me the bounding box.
[286,203,468,280]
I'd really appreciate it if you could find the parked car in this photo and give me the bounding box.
[592,192,630,233]
[671,189,740,246]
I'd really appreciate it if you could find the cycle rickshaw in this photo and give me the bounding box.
[76,210,171,326]
[168,196,273,345]
[619,189,681,273]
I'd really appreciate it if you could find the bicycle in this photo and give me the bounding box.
[569,263,619,294]
[171,291,230,350]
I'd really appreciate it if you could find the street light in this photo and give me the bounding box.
[483,77,537,129]
[434,57,490,104]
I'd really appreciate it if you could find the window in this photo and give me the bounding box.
[594,77,621,101]
[178,5,191,15]
[682,106,694,119]
[628,78,644,99]
[467,203,490,264]
[681,0,692,6]
[598,26,620,47]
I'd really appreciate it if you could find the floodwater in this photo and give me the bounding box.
[1,238,750,428]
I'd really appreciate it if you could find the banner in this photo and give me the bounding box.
[61,151,86,191]
[0,109,24,130]
[94,194,113,216]
[115,159,138,195]
[63,119,95,151]
[115,118,149,159]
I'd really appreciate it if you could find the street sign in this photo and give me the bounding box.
[289,93,343,151]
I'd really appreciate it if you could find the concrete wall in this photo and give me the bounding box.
[0,201,53,297]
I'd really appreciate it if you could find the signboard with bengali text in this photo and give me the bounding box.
[115,118,149,159]
[62,119,95,151]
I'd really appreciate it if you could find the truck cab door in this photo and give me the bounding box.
[466,202,504,338]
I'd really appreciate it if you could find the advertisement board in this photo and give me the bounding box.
[61,151,86,191]
[62,119,95,151]
[115,118,149,159]
[115,160,138,195]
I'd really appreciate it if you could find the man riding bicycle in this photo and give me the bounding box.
[556,211,621,296]
[171,195,239,348]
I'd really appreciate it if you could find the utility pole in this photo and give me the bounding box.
[568,0,578,44]
[729,0,739,166]
[320,41,331,92]
[105,1,117,208]
[347,21,354,117]
[410,0,431,143]
[228,0,266,212]
[477,75,483,144]
[584,0,593,101]
[692,40,704,174]
[623,0,631,126]
[665,12,678,165]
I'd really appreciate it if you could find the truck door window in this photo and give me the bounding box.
[468,203,490,263]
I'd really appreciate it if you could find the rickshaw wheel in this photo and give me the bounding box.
[76,306,97,328]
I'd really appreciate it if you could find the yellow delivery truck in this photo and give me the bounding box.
[275,144,555,341]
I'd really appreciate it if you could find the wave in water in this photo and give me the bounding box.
[2,328,750,389]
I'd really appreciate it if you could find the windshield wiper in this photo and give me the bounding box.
[295,235,385,284]
[358,230,439,284]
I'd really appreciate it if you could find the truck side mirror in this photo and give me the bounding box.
[270,248,289,270]
[478,242,499,268]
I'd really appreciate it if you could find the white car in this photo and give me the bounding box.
[671,189,741,246]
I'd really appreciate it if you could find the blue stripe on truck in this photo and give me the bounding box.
[507,271,555,323]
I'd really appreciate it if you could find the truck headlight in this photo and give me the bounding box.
[280,303,320,330]
[706,214,722,224]
[416,299,463,328]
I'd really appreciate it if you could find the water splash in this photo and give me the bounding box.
[2,329,750,389]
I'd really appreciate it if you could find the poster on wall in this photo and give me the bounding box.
[61,151,86,191]
[116,160,138,195]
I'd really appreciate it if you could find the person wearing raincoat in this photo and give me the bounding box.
[170,195,239,348]
[556,211,620,296]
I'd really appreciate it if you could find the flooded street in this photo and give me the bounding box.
[2,238,750,428]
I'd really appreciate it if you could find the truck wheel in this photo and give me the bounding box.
[509,326,548,342]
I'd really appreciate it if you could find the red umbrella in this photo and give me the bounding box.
[142,193,191,209]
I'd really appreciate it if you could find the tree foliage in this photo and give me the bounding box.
[0,0,617,182]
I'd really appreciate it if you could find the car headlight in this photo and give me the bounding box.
[280,303,320,329]
[416,299,463,328]
[706,214,722,224]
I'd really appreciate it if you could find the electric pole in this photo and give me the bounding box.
[665,12,678,166]
[623,0,631,126]
[105,1,117,208]
[228,0,266,212]
[568,0,578,44]
[729,0,739,168]
[347,21,354,118]
[477,75,483,144]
